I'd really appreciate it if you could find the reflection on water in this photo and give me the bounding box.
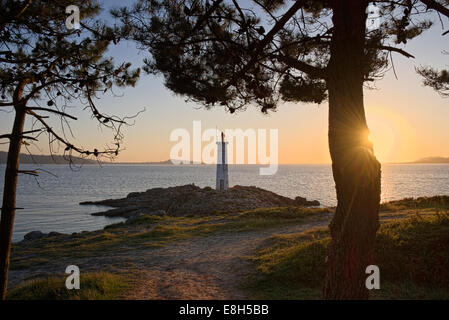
[0,163,448,241]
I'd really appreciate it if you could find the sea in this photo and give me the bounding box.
[0,163,448,242]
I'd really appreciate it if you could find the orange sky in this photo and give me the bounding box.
[1,16,449,164]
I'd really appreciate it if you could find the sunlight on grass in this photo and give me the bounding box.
[10,206,330,270]
[7,272,131,300]
[244,213,449,300]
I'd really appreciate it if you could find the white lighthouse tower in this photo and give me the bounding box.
[216,132,229,191]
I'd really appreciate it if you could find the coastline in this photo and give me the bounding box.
[5,163,449,242]
[8,195,449,299]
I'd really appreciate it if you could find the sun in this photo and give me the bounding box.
[365,106,412,163]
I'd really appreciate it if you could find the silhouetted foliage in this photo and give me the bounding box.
[0,0,141,299]
[418,61,449,97]
[113,0,439,112]
[0,0,141,158]
[116,0,449,299]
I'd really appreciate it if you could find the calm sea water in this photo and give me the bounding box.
[0,163,448,242]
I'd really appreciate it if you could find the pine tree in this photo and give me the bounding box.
[116,0,449,299]
[418,62,449,97]
[0,0,140,299]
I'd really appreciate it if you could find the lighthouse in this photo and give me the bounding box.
[216,132,229,191]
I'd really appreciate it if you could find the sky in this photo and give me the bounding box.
[1,0,449,164]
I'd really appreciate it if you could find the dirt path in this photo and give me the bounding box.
[125,215,332,299]
[7,214,331,296]
[125,210,425,300]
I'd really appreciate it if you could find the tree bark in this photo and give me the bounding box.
[0,83,27,300]
[323,0,381,300]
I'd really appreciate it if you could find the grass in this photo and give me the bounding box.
[7,272,131,300]
[380,195,449,211]
[244,227,329,300]
[11,196,448,300]
[245,212,449,300]
[10,206,331,270]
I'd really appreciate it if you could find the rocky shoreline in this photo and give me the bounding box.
[80,184,320,218]
[20,185,320,242]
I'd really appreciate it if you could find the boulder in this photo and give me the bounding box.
[148,209,166,216]
[294,196,308,205]
[24,231,46,241]
[307,200,321,207]
[125,213,142,223]
[48,232,64,237]
[294,196,320,207]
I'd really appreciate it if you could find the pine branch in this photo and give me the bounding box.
[420,0,449,19]
[225,0,308,88]
[373,45,415,58]
[27,107,78,121]
[271,54,327,79]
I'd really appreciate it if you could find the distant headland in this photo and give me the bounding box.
[115,159,175,165]
[2,152,449,165]
[409,157,449,164]
[0,151,97,165]
[0,152,177,165]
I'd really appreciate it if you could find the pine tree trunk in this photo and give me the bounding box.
[0,84,26,300]
[323,0,381,300]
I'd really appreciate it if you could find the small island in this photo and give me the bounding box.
[413,157,449,164]
[80,184,321,218]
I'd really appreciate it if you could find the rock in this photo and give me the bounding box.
[48,232,63,237]
[294,196,320,207]
[126,210,166,223]
[308,200,321,207]
[127,192,142,198]
[294,196,307,205]
[23,230,67,242]
[92,207,140,217]
[24,231,46,241]
[125,213,142,223]
[82,184,321,218]
[148,209,166,216]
